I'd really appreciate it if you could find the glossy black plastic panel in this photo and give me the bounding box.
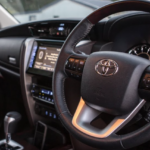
[0,37,26,68]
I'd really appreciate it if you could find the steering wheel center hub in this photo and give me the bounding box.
[81,51,149,115]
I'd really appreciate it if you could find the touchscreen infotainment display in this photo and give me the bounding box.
[33,46,61,72]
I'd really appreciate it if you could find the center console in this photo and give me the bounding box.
[26,39,64,122]
[20,38,64,126]
[31,77,58,121]
[19,34,93,149]
[19,38,68,149]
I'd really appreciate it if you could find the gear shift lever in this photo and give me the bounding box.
[4,112,21,148]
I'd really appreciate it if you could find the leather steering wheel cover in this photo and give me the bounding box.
[53,0,150,149]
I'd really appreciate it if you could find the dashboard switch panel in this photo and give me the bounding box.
[31,84,54,105]
[34,104,58,121]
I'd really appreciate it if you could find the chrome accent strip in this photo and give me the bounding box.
[23,38,36,124]
[4,116,15,124]
[114,99,146,133]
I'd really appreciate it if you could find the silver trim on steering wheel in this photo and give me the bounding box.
[72,98,145,138]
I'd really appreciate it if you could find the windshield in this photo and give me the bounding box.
[0,0,118,24]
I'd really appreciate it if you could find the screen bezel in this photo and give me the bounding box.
[26,39,64,77]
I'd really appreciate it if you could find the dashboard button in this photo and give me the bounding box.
[45,111,49,116]
[76,73,82,79]
[51,99,54,103]
[31,89,35,94]
[140,74,150,89]
[48,97,51,102]
[77,60,85,72]
[49,112,53,117]
[31,85,40,94]
[145,77,150,89]
[66,61,71,69]
[72,59,79,70]
[70,72,76,78]
[53,114,57,119]
[146,77,150,84]
[66,58,75,69]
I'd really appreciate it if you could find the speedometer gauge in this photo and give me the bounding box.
[128,45,150,60]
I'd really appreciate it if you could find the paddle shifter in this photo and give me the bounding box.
[4,112,21,148]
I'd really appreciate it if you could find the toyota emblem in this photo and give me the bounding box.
[95,59,119,76]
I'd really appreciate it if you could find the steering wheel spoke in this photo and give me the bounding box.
[65,53,88,80]
[72,98,146,138]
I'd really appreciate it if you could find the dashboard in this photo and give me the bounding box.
[0,12,150,126]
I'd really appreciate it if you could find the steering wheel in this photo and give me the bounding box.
[53,0,150,149]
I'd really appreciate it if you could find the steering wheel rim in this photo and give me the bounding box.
[53,0,150,149]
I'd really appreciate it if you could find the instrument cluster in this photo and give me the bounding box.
[128,44,150,60]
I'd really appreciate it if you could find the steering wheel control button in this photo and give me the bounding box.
[77,60,85,72]
[140,74,150,89]
[76,74,82,78]
[72,59,79,70]
[95,59,118,76]
[146,77,150,87]
[66,58,75,69]
[65,57,86,79]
